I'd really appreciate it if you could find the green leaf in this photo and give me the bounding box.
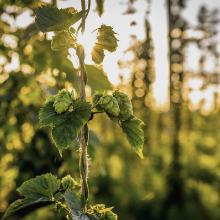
[35,5,84,32]
[85,65,112,93]
[39,104,69,128]
[106,112,118,125]
[52,98,92,156]
[1,174,62,220]
[121,116,144,158]
[63,191,89,220]
[95,0,104,17]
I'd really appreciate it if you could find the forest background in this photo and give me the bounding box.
[1,0,220,219]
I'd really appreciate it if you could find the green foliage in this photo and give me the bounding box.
[121,116,144,158]
[93,92,104,111]
[39,96,92,156]
[63,191,88,220]
[113,90,133,121]
[106,112,119,125]
[1,174,62,220]
[95,0,104,17]
[52,98,92,156]
[61,175,76,190]
[35,5,84,32]
[85,65,112,93]
[92,25,118,64]
[91,45,105,64]
[86,204,117,220]
[51,31,77,51]
[96,25,119,52]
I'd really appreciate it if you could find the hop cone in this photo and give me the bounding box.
[61,175,75,189]
[51,30,76,51]
[99,95,120,116]
[86,205,117,220]
[53,89,74,114]
[104,211,117,220]
[45,94,57,106]
[92,92,104,111]
[113,90,133,121]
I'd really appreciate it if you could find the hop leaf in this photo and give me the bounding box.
[95,0,104,17]
[61,175,75,189]
[91,45,105,64]
[96,25,119,52]
[51,31,77,51]
[99,95,120,116]
[113,90,133,121]
[1,174,63,220]
[121,116,144,158]
[53,89,74,114]
[91,24,118,64]
[35,5,85,32]
[92,92,104,111]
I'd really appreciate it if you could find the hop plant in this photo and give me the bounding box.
[53,89,74,114]
[104,210,117,220]
[45,94,57,106]
[51,30,77,51]
[92,92,104,111]
[86,204,117,220]
[92,24,118,64]
[96,25,119,52]
[61,175,75,189]
[112,90,133,121]
[99,95,120,116]
[91,44,105,64]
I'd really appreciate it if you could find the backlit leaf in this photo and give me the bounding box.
[95,0,104,17]
[64,191,89,220]
[1,174,62,220]
[35,5,84,32]
[51,98,92,156]
[121,116,144,158]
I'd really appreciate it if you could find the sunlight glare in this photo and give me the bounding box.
[77,31,97,64]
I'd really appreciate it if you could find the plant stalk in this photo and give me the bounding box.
[79,0,88,203]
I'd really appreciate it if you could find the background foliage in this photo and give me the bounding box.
[1,0,220,220]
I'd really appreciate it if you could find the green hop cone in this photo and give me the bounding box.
[53,89,74,114]
[112,90,133,121]
[99,95,120,116]
[45,94,57,106]
[51,31,77,51]
[105,211,117,220]
[61,175,75,189]
[92,44,105,64]
[92,92,104,111]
